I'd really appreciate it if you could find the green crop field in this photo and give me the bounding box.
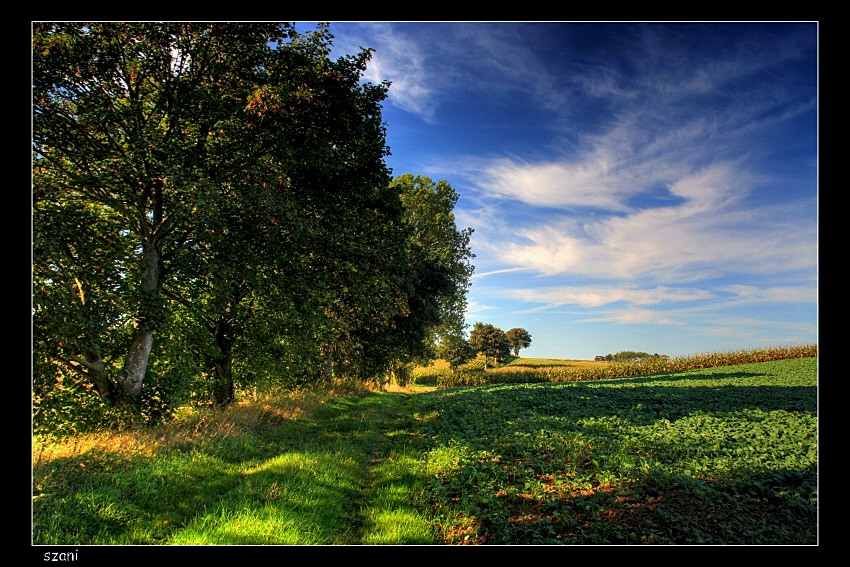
[414,356,817,544]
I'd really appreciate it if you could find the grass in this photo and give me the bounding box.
[32,349,818,547]
[33,383,438,546]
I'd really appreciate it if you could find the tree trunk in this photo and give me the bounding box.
[389,360,410,387]
[319,343,334,383]
[118,331,154,399]
[71,350,119,403]
[118,228,163,402]
[213,318,236,406]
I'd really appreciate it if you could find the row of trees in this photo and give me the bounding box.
[32,22,474,432]
[437,323,531,371]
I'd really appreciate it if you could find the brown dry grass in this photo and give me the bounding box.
[32,387,319,472]
[31,375,432,475]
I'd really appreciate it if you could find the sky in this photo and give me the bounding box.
[315,21,819,361]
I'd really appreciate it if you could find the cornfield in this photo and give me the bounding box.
[430,344,817,389]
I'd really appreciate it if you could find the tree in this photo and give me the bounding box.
[32,22,400,414]
[435,331,476,372]
[35,22,281,408]
[395,174,474,342]
[165,27,401,404]
[375,174,475,382]
[468,322,510,371]
[505,328,532,357]
[608,351,652,362]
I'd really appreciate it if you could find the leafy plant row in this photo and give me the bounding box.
[414,356,818,544]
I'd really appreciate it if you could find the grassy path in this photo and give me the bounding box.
[33,387,440,545]
[310,388,438,544]
[165,388,439,544]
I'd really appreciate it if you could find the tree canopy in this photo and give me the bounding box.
[601,351,663,362]
[389,174,475,359]
[435,332,476,372]
[505,328,532,357]
[32,22,474,432]
[468,322,510,370]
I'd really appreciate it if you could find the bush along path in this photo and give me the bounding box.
[32,388,440,545]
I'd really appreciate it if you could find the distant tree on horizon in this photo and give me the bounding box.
[603,351,657,362]
[468,322,510,370]
[505,328,532,357]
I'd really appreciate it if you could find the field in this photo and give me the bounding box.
[412,355,604,385]
[415,356,817,544]
[32,348,818,548]
[504,358,605,368]
[460,355,607,369]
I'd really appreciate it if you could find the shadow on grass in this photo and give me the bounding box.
[465,464,818,545]
[414,364,818,545]
[33,390,430,545]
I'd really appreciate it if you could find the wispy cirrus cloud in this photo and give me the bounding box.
[334,23,438,121]
[501,282,816,315]
[492,171,816,282]
[456,78,816,282]
[464,300,498,318]
[720,285,818,304]
[506,285,715,309]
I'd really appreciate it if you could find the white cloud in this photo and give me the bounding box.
[507,285,714,309]
[479,157,635,211]
[339,23,437,121]
[464,300,498,316]
[579,308,682,325]
[474,158,815,282]
[471,267,534,280]
[490,282,817,335]
[722,285,818,304]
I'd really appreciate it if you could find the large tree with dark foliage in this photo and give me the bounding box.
[33,22,406,418]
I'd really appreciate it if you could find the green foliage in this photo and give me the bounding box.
[382,174,475,366]
[601,351,658,362]
[35,22,310,408]
[468,322,510,370]
[32,368,130,438]
[415,356,817,544]
[505,328,532,357]
[435,333,476,371]
[33,23,477,432]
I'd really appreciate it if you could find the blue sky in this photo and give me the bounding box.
[318,22,818,360]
